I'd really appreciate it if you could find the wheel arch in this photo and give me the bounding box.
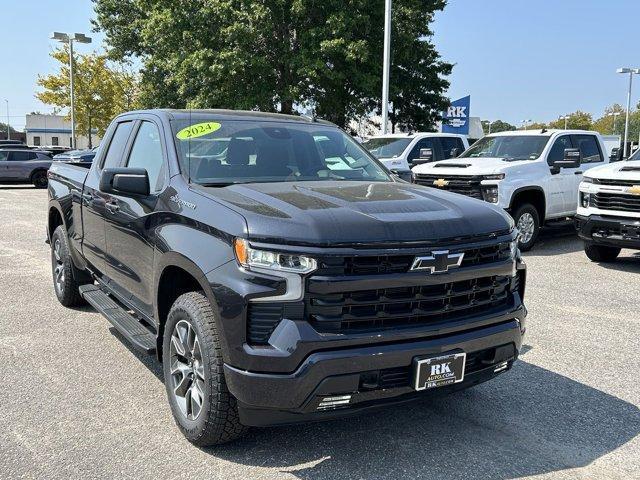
[509,186,546,223]
[30,168,48,182]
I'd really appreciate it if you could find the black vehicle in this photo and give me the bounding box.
[47,109,527,446]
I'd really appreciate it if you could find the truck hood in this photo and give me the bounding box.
[198,181,512,246]
[412,157,530,176]
[585,160,640,181]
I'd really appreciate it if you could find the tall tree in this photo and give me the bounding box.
[548,110,593,131]
[482,119,516,134]
[92,0,452,129]
[36,46,140,138]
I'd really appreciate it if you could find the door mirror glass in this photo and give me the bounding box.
[412,148,434,166]
[100,167,150,196]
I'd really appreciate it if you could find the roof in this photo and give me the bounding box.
[487,129,600,137]
[121,109,336,126]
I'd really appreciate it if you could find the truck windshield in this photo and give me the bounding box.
[362,137,412,159]
[460,135,550,161]
[172,119,391,185]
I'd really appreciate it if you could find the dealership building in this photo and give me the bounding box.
[24,114,100,149]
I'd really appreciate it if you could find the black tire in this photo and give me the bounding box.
[162,291,247,446]
[51,225,86,307]
[512,203,540,251]
[32,170,48,188]
[584,241,621,263]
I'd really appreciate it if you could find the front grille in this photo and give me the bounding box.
[596,178,639,186]
[414,174,484,199]
[315,242,511,276]
[307,275,513,333]
[592,192,640,213]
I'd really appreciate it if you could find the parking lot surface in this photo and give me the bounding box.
[0,185,638,480]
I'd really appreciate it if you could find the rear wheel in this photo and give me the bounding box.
[584,241,620,262]
[162,291,247,446]
[32,170,48,188]
[513,203,540,251]
[51,226,86,306]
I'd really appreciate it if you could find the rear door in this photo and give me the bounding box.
[439,136,466,159]
[82,119,135,274]
[572,134,605,209]
[0,151,8,177]
[104,118,168,316]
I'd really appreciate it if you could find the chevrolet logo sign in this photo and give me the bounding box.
[628,185,640,195]
[410,251,465,274]
[433,178,449,188]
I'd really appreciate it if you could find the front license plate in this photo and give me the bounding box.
[413,352,466,391]
[622,223,640,239]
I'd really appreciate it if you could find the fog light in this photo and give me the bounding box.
[580,192,590,208]
[482,186,499,203]
[317,395,351,410]
[494,361,508,373]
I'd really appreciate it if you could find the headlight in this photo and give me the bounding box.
[482,186,499,203]
[483,174,505,180]
[580,192,591,208]
[582,177,594,184]
[234,239,317,274]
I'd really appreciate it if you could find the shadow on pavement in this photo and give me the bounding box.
[525,223,583,257]
[596,251,640,274]
[208,360,639,480]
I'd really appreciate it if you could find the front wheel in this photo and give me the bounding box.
[162,291,247,446]
[513,203,540,251]
[32,170,48,188]
[584,241,620,262]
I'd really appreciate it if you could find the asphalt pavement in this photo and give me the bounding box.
[0,185,638,480]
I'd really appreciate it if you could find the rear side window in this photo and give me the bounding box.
[572,135,603,163]
[0,151,7,161]
[8,151,37,161]
[101,121,134,169]
[440,137,465,159]
[547,135,573,165]
[126,121,166,192]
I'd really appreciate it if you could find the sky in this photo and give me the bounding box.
[1,0,640,131]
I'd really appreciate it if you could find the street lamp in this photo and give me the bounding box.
[521,119,532,130]
[608,111,622,135]
[381,0,392,134]
[617,67,640,158]
[50,32,92,149]
[559,115,569,130]
[4,100,9,140]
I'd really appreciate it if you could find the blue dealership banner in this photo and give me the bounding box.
[442,96,470,135]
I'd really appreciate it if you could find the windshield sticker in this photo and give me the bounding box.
[176,122,222,140]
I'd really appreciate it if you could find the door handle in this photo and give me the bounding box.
[81,192,94,205]
[574,171,583,175]
[105,201,120,214]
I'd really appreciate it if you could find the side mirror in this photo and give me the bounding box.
[100,167,150,196]
[551,148,581,171]
[610,147,620,162]
[450,147,460,158]
[412,148,434,166]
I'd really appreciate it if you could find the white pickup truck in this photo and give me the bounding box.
[412,129,610,250]
[362,133,469,182]
[576,155,640,262]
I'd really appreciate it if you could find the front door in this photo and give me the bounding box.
[7,150,37,180]
[546,135,575,216]
[0,151,9,178]
[82,120,135,273]
[104,119,168,316]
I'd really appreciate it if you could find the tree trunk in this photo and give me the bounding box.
[280,99,293,115]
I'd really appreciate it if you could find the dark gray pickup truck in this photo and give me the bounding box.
[0,149,53,187]
[47,109,527,446]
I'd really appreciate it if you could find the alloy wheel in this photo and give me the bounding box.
[52,239,65,294]
[169,319,205,421]
[517,212,535,244]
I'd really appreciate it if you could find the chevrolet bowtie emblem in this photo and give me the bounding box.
[410,251,465,274]
[628,185,640,195]
[433,178,449,187]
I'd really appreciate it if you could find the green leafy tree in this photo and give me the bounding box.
[548,110,593,131]
[36,46,140,138]
[92,0,452,130]
[482,119,516,134]
[592,104,628,137]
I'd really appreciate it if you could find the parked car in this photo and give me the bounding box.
[0,148,53,187]
[576,153,640,261]
[47,109,526,446]
[0,141,31,150]
[39,146,72,156]
[412,129,609,250]
[53,147,98,164]
[362,133,469,181]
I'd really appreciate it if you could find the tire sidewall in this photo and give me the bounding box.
[513,204,540,251]
[162,301,213,439]
[32,170,48,188]
[51,226,75,305]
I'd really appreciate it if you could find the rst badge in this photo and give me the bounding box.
[411,250,464,274]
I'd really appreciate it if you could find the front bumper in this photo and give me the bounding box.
[226,317,524,426]
[575,214,640,249]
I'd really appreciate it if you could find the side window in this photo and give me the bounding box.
[547,135,573,165]
[0,151,7,161]
[126,121,166,192]
[573,135,603,163]
[409,138,435,161]
[8,151,37,161]
[440,137,464,159]
[101,121,134,169]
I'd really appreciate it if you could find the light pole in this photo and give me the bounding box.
[4,100,9,140]
[50,32,92,149]
[521,119,531,130]
[381,0,392,134]
[559,115,569,130]
[617,67,640,158]
[608,111,621,134]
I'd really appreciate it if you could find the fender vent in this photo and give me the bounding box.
[247,302,304,345]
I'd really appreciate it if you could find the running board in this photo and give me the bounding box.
[79,285,156,354]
